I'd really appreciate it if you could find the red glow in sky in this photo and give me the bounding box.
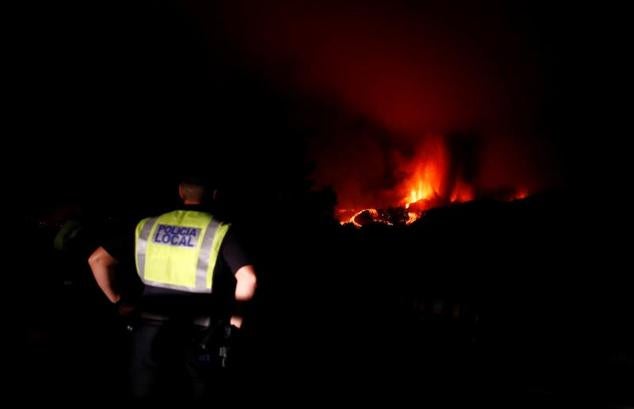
[207,0,556,208]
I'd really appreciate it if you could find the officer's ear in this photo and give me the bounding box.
[178,183,186,201]
[200,188,216,204]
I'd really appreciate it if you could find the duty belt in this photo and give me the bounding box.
[139,312,213,328]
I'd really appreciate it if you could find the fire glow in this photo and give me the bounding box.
[339,137,527,226]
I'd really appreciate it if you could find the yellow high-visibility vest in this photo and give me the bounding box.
[135,210,230,293]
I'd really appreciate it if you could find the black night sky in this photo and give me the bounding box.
[12,0,631,405]
[14,0,626,208]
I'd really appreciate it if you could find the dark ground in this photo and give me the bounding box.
[16,190,633,407]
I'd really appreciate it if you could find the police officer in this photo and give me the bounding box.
[88,176,257,399]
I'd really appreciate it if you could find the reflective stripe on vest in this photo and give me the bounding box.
[134,210,230,293]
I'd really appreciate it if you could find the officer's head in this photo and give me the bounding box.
[178,175,213,205]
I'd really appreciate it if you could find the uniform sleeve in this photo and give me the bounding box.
[220,228,252,274]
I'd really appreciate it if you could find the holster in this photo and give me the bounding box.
[194,320,236,370]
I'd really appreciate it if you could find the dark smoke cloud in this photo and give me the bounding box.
[219,0,540,129]
[195,1,562,207]
[12,0,617,211]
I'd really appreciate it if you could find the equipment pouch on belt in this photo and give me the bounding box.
[194,321,237,370]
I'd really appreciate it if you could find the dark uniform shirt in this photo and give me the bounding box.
[102,206,251,318]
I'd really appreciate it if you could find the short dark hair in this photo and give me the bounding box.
[179,175,208,188]
[178,174,217,203]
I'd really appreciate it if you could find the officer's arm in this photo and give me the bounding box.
[88,246,121,303]
[231,264,257,328]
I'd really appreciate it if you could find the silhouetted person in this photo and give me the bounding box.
[88,176,257,399]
